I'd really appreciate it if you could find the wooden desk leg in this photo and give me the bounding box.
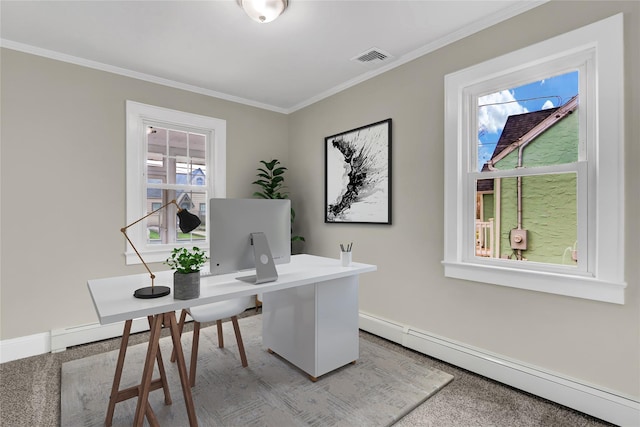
[145,403,160,427]
[147,316,172,406]
[166,311,198,427]
[170,309,188,363]
[105,319,132,426]
[133,313,163,426]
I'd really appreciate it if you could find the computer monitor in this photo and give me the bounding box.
[209,198,291,283]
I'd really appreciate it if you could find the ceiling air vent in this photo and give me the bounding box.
[351,47,393,66]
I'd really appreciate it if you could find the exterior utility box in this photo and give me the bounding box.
[510,229,528,250]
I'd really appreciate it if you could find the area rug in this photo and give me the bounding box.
[61,315,453,426]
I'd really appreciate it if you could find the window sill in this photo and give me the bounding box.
[125,248,173,266]
[125,245,208,266]
[442,261,626,304]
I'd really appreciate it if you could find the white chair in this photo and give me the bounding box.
[172,295,252,387]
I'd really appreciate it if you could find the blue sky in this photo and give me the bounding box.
[477,71,579,170]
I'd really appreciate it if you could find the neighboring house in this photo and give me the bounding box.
[476,96,578,264]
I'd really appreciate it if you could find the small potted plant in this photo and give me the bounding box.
[165,246,208,300]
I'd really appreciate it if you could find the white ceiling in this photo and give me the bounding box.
[1,1,544,113]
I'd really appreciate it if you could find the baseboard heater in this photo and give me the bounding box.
[50,301,258,352]
[358,312,639,427]
[50,317,154,352]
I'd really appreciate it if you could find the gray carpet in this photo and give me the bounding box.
[60,315,453,426]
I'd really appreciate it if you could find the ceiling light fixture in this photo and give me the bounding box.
[237,0,288,24]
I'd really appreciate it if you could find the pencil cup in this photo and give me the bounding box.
[340,251,352,267]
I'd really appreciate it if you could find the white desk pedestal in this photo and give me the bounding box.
[262,275,359,380]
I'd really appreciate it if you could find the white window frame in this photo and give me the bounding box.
[125,101,226,264]
[443,14,626,304]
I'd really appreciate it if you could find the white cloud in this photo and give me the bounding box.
[541,100,555,110]
[478,90,528,135]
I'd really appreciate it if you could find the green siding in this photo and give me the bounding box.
[498,174,577,263]
[494,110,579,264]
[495,112,578,169]
[482,193,494,220]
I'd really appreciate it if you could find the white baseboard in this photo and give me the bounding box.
[0,318,154,364]
[359,311,640,427]
[3,310,637,426]
[0,332,51,364]
[0,302,258,364]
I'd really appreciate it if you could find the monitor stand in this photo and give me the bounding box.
[236,232,278,284]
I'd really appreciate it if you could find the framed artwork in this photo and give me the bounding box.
[325,118,392,224]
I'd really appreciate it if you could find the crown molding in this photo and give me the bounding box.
[0,38,289,114]
[1,1,547,115]
[287,0,548,113]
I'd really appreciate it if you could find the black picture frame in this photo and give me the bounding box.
[325,118,392,224]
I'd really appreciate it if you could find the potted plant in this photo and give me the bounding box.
[253,159,305,247]
[165,246,208,300]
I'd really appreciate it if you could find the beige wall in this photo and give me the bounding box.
[288,1,639,398]
[0,49,288,338]
[1,0,637,401]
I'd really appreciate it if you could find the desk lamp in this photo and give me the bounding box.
[121,199,201,299]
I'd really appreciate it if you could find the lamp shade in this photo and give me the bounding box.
[238,0,287,23]
[177,209,202,233]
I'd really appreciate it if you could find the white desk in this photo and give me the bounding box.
[88,254,376,426]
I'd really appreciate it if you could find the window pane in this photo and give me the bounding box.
[147,127,167,180]
[147,127,167,155]
[189,156,207,187]
[189,134,206,159]
[478,71,579,172]
[146,189,207,244]
[147,128,207,186]
[168,130,187,155]
[144,126,208,244]
[147,179,162,199]
[475,173,577,266]
[176,189,206,243]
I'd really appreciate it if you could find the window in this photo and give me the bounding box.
[475,71,579,266]
[125,101,226,264]
[443,14,626,303]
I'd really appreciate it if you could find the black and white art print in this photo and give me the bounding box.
[325,119,392,224]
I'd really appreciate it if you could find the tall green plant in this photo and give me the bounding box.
[253,159,305,244]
